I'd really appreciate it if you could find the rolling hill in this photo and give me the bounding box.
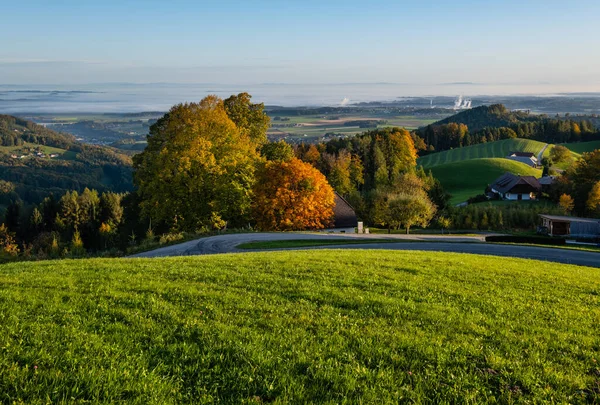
[417,138,548,168]
[426,104,536,133]
[1,250,599,403]
[562,140,600,154]
[430,158,542,204]
[0,115,133,206]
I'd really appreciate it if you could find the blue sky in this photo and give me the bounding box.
[1,0,599,92]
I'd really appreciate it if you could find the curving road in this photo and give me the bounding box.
[130,232,600,268]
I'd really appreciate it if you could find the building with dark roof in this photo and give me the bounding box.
[539,214,600,237]
[331,193,358,232]
[490,172,541,201]
[506,152,538,167]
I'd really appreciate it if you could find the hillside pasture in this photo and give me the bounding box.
[417,138,548,168]
[0,251,599,403]
[0,142,68,157]
[430,158,542,204]
[562,140,600,155]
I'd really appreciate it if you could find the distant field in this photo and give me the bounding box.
[562,140,600,154]
[1,251,599,403]
[430,158,542,204]
[268,114,437,141]
[418,138,548,168]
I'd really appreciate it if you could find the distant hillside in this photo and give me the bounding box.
[0,115,133,206]
[430,158,542,204]
[429,104,536,133]
[418,138,548,168]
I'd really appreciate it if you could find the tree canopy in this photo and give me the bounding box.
[133,96,259,231]
[224,92,270,146]
[252,158,335,231]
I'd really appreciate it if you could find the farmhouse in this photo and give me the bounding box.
[506,151,538,167]
[539,214,600,237]
[330,193,358,233]
[490,172,541,200]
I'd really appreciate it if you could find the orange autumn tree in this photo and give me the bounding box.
[252,158,335,231]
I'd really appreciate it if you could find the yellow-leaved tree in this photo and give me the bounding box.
[558,194,575,214]
[586,181,600,216]
[252,158,335,231]
[133,96,259,231]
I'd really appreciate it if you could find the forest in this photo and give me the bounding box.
[416,104,599,154]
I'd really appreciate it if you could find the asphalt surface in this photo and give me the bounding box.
[131,232,600,268]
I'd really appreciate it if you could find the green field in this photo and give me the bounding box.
[0,142,68,157]
[1,251,599,403]
[417,139,548,168]
[268,115,438,141]
[430,158,542,204]
[562,140,600,155]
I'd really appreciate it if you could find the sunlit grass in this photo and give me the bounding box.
[1,250,599,403]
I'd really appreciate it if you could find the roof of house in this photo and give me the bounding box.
[491,172,542,194]
[506,156,538,167]
[333,193,358,228]
[538,176,556,186]
[539,214,600,224]
[509,152,537,158]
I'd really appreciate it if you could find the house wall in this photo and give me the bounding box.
[504,193,532,200]
[570,222,600,237]
[504,192,534,201]
[319,227,356,234]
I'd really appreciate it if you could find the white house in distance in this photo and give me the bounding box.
[490,172,542,200]
[506,152,538,167]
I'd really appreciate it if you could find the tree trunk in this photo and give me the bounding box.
[406,226,410,235]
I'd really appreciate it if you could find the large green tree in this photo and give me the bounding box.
[133,96,259,231]
[224,92,270,146]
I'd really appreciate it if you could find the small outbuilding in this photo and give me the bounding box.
[329,193,358,233]
[539,214,600,237]
[506,152,538,167]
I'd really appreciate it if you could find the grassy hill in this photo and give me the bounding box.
[418,138,548,168]
[1,251,599,403]
[430,158,542,204]
[562,140,600,154]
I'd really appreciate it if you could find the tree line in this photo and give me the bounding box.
[415,104,599,154]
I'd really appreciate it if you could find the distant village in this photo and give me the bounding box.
[9,150,60,160]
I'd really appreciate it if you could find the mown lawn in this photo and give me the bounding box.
[417,139,548,169]
[1,251,599,404]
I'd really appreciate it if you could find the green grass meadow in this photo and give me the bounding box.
[1,250,600,403]
[429,158,542,204]
[417,139,548,169]
[562,140,600,155]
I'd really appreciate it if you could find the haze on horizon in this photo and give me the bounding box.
[1,0,599,96]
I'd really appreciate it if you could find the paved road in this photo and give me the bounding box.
[537,143,549,162]
[131,232,600,268]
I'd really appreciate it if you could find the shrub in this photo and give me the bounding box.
[159,232,184,245]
